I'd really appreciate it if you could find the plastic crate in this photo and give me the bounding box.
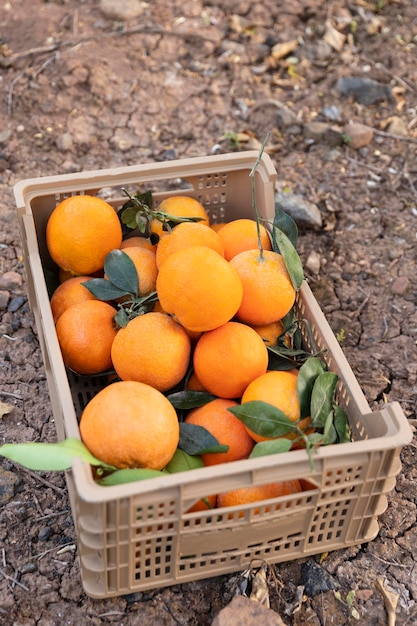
[14,152,412,599]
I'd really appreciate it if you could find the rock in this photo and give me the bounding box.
[0,467,20,505]
[343,122,373,149]
[276,109,302,135]
[99,0,145,20]
[391,276,410,295]
[300,561,338,597]
[0,270,23,290]
[0,129,12,144]
[0,289,10,309]
[56,132,73,152]
[336,76,392,105]
[303,122,343,147]
[305,250,321,275]
[386,116,408,136]
[8,296,26,312]
[275,191,322,228]
[211,595,288,626]
[321,105,342,122]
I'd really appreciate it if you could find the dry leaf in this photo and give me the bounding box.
[376,578,399,626]
[250,564,270,607]
[0,400,14,418]
[271,39,299,61]
[323,20,346,52]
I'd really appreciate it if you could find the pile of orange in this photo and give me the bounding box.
[46,193,306,510]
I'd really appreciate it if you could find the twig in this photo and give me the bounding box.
[0,567,29,591]
[348,293,370,319]
[372,128,417,144]
[0,390,23,400]
[34,509,71,522]
[21,468,66,495]
[345,155,384,175]
[7,70,25,116]
[376,578,399,626]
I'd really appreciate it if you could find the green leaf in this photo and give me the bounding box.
[322,411,337,445]
[167,390,217,410]
[164,449,205,473]
[97,468,166,486]
[0,438,113,471]
[272,226,304,290]
[297,356,327,419]
[334,405,351,443]
[104,249,139,296]
[310,372,338,428]
[114,306,131,328]
[82,277,130,301]
[273,204,298,248]
[249,438,293,459]
[179,422,229,456]
[228,401,295,438]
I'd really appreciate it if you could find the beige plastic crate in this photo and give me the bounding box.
[14,152,412,599]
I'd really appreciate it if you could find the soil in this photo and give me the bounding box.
[0,1,416,624]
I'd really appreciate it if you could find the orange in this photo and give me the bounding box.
[111,312,191,392]
[151,196,210,239]
[155,221,224,269]
[121,236,157,254]
[50,275,97,323]
[156,246,243,333]
[185,398,255,466]
[46,195,122,275]
[210,222,226,233]
[55,300,118,375]
[251,319,285,347]
[79,380,179,469]
[193,322,269,399]
[217,218,272,261]
[229,249,296,326]
[217,479,302,513]
[106,247,158,297]
[241,370,301,442]
[185,371,207,392]
[186,494,217,513]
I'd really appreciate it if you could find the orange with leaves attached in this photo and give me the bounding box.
[50,275,97,323]
[151,196,210,239]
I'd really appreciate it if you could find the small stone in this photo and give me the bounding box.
[211,595,288,626]
[303,122,343,147]
[386,116,408,136]
[7,295,26,312]
[343,122,373,149]
[321,105,342,122]
[336,76,393,105]
[21,561,38,575]
[300,561,338,597]
[276,109,302,135]
[305,250,321,274]
[0,129,12,144]
[0,467,20,505]
[391,276,410,295]
[0,289,10,309]
[100,0,145,20]
[0,270,23,290]
[275,191,322,228]
[56,132,73,151]
[38,526,54,542]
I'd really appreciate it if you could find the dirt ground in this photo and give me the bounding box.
[0,1,416,624]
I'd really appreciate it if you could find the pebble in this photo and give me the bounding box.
[386,116,408,136]
[0,289,10,309]
[38,526,54,542]
[211,595,288,626]
[336,76,393,105]
[0,270,23,291]
[321,105,342,122]
[8,296,26,312]
[391,276,410,296]
[305,250,321,274]
[300,561,338,596]
[56,132,74,152]
[275,191,323,228]
[100,0,145,20]
[0,129,12,144]
[343,122,373,149]
[303,121,343,147]
[0,467,20,505]
[276,109,302,135]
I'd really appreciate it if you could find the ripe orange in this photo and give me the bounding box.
[106,247,158,297]
[121,236,157,254]
[111,312,191,392]
[217,479,303,513]
[193,322,269,399]
[229,249,296,326]
[217,218,272,261]
[185,371,207,392]
[155,221,224,269]
[79,380,179,469]
[241,370,301,442]
[156,246,243,333]
[151,196,210,239]
[55,300,118,375]
[210,222,226,233]
[251,319,285,347]
[186,494,217,513]
[185,398,255,466]
[46,195,123,275]
[50,275,97,323]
